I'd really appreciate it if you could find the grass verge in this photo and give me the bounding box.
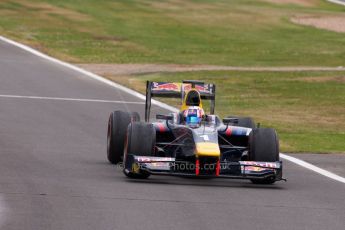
[0,0,345,66]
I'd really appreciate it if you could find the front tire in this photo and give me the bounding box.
[248,128,279,184]
[123,122,156,179]
[107,111,140,164]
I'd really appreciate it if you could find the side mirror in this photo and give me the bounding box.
[222,117,238,125]
[156,114,173,121]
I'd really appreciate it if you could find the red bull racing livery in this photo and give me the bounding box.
[107,80,284,184]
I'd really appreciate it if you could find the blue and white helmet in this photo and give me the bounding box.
[183,106,205,126]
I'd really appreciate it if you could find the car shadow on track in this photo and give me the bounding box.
[101,163,286,189]
[124,176,285,190]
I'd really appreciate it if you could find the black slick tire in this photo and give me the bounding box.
[107,111,140,164]
[123,122,156,179]
[248,128,279,184]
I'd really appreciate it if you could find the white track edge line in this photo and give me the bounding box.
[1,35,344,184]
[327,0,345,6]
[280,153,345,183]
[0,94,144,104]
[0,36,178,113]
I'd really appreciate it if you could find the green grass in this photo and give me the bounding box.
[107,71,345,153]
[0,0,345,65]
[0,0,344,153]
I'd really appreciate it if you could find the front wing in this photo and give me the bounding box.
[124,154,284,181]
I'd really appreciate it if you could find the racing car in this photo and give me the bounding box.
[107,80,283,184]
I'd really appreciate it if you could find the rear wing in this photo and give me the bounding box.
[145,80,216,121]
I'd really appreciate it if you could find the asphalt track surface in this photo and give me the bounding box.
[0,40,344,230]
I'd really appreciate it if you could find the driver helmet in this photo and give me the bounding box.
[183,106,205,126]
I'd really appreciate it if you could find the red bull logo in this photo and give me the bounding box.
[152,82,180,91]
[183,84,211,93]
[240,161,279,168]
[242,166,266,172]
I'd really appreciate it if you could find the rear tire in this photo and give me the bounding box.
[248,128,279,184]
[226,116,256,129]
[123,122,156,179]
[107,111,140,164]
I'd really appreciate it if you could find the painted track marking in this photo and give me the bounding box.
[0,35,344,185]
[327,0,345,6]
[0,94,144,104]
[280,154,345,183]
[0,36,177,113]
